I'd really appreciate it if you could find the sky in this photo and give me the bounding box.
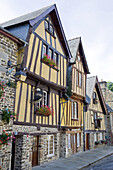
[0,0,113,82]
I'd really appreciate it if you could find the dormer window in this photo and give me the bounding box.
[93,92,98,104]
[45,20,54,37]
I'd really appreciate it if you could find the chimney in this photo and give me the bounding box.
[99,80,107,88]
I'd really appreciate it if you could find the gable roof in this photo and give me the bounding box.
[86,76,107,114]
[0,4,72,58]
[106,103,113,113]
[68,37,89,73]
[0,5,53,27]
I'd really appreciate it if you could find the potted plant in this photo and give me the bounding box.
[36,105,54,116]
[2,108,17,123]
[0,130,12,145]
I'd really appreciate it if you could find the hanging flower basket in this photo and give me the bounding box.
[36,105,54,116]
[2,109,18,123]
[0,130,12,145]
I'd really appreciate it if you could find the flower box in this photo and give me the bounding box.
[42,54,59,71]
[35,105,54,116]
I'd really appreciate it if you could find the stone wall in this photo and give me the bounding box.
[12,125,60,169]
[0,32,19,170]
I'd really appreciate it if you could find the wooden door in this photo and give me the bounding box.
[32,136,39,167]
[71,134,77,154]
[86,133,90,150]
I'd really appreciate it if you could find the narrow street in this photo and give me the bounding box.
[83,154,113,170]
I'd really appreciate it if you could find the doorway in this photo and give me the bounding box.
[86,133,90,150]
[32,136,39,167]
[71,134,77,154]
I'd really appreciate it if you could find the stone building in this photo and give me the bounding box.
[85,76,107,150]
[100,80,113,145]
[0,26,25,170]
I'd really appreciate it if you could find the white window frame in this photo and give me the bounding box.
[68,134,71,149]
[47,135,54,157]
[100,133,103,140]
[77,133,80,147]
[48,48,53,60]
[94,133,97,141]
[42,44,47,57]
[43,90,47,106]
[37,88,41,108]
[45,20,49,30]
[72,102,78,119]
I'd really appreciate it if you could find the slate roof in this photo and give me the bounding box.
[106,103,113,113]
[0,5,53,27]
[86,76,96,103]
[68,37,89,73]
[0,26,26,44]
[68,37,80,63]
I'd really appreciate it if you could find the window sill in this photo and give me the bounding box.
[71,118,79,121]
[41,59,59,71]
[45,28,56,39]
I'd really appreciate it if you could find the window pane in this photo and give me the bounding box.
[49,49,53,59]
[43,44,47,57]
[74,102,77,119]
[79,72,82,87]
[77,133,80,146]
[68,134,71,148]
[72,102,73,118]
[45,20,49,30]
[76,71,78,86]
[50,25,54,35]
[43,91,47,106]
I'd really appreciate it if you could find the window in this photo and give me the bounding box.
[100,133,103,140]
[43,91,47,106]
[35,89,48,109]
[77,133,80,147]
[45,20,49,30]
[54,53,58,65]
[50,24,54,35]
[76,71,82,87]
[78,55,81,62]
[36,88,41,109]
[47,135,54,157]
[94,133,97,141]
[42,44,47,57]
[93,92,98,104]
[68,134,71,149]
[76,71,79,86]
[94,113,98,128]
[48,48,53,59]
[79,72,82,87]
[72,102,78,119]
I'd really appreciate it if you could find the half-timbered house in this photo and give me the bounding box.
[1,4,71,169]
[60,37,89,157]
[85,76,107,150]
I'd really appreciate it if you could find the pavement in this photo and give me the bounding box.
[32,146,113,170]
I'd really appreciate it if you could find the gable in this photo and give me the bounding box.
[90,86,103,113]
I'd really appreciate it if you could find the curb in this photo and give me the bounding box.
[79,152,113,169]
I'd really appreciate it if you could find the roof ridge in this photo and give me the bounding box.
[0,4,54,26]
[68,37,81,42]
